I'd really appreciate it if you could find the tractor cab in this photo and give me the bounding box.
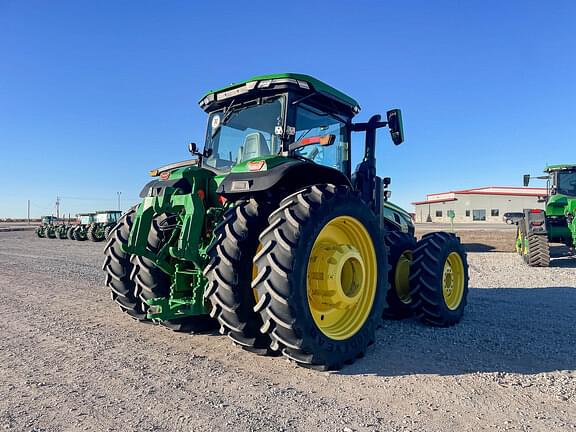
[199,73,403,217]
[199,74,402,176]
[95,210,122,224]
[40,216,57,225]
[199,73,361,176]
[546,165,576,198]
[78,213,96,225]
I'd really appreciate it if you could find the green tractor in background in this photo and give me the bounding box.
[103,73,469,369]
[517,164,576,266]
[87,210,122,242]
[72,213,96,241]
[35,216,58,238]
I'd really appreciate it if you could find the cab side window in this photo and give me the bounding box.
[294,104,348,172]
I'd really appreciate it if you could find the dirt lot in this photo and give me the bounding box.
[0,231,575,432]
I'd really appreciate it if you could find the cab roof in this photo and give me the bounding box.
[200,73,360,112]
[545,164,576,172]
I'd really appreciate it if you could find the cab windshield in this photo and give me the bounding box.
[557,170,576,196]
[204,96,285,171]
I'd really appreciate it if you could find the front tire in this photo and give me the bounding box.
[204,199,274,355]
[409,232,468,327]
[253,185,388,370]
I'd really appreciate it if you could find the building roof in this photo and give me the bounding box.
[412,186,547,205]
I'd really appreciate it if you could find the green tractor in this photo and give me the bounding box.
[103,73,469,369]
[517,164,576,266]
[87,210,122,242]
[35,216,58,238]
[72,213,96,241]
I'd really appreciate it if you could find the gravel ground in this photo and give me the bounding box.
[0,231,575,432]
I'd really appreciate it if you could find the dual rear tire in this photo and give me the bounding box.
[409,232,468,326]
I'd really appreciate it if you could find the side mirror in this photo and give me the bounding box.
[523,174,530,187]
[386,109,404,145]
[188,142,198,154]
[384,190,392,200]
[383,177,391,187]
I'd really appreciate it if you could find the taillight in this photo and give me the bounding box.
[197,189,205,201]
[530,209,542,214]
[218,195,227,205]
[531,221,543,226]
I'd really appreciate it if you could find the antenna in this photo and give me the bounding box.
[56,196,60,219]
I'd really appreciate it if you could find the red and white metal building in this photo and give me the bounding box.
[412,186,547,223]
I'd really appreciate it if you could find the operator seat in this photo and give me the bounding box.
[239,132,270,162]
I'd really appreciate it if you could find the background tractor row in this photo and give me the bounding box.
[103,73,469,370]
[516,164,576,266]
[35,211,121,242]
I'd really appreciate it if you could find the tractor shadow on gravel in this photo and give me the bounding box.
[462,243,496,252]
[342,285,576,377]
[549,245,576,268]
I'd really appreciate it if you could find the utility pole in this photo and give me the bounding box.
[27,200,30,224]
[117,191,121,211]
[55,196,61,220]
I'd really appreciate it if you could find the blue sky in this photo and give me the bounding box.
[1,0,575,218]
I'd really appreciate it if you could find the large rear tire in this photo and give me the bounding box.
[102,207,148,321]
[253,185,388,370]
[409,232,468,327]
[383,231,417,320]
[204,199,274,355]
[130,215,215,333]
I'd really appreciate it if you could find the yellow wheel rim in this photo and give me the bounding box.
[516,228,522,254]
[307,216,377,340]
[395,250,412,304]
[252,244,262,303]
[442,252,465,310]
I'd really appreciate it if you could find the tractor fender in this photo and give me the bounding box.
[216,159,352,199]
